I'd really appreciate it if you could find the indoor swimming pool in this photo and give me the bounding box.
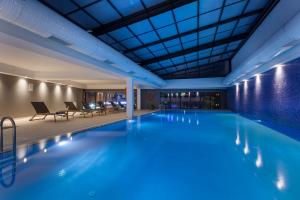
[1,110,300,200]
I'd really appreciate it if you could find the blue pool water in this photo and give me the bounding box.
[1,111,300,200]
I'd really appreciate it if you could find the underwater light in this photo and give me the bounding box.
[255,150,263,168]
[243,140,250,155]
[58,141,68,146]
[276,174,285,190]
[235,133,240,146]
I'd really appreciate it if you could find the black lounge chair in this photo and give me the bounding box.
[110,101,119,112]
[82,102,104,116]
[64,102,93,118]
[97,101,107,115]
[30,102,68,122]
[118,101,126,110]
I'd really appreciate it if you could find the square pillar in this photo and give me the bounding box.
[126,78,134,119]
[137,88,141,110]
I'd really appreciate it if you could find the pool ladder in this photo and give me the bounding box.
[0,117,17,187]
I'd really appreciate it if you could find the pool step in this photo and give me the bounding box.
[0,155,16,186]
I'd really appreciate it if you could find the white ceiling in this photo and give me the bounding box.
[0,29,127,89]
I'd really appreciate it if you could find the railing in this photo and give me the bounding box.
[0,117,17,188]
[0,117,16,153]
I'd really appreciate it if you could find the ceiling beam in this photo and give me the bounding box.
[140,33,247,66]
[92,0,196,36]
[151,50,236,73]
[124,9,263,53]
[161,59,229,77]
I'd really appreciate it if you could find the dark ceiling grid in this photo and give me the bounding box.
[139,0,179,74]
[169,7,188,75]
[138,0,256,66]
[161,58,229,76]
[207,0,226,67]
[153,49,236,73]
[92,0,196,36]
[40,0,139,62]
[69,0,137,58]
[65,0,102,16]
[105,0,153,64]
[196,0,200,77]
[69,0,102,28]
[123,8,263,54]
[38,0,279,79]
[230,0,280,60]
[162,59,229,78]
[40,0,87,31]
[222,0,250,61]
[140,32,247,66]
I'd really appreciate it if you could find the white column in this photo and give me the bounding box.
[137,87,141,110]
[126,78,134,119]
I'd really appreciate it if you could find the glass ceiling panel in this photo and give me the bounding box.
[138,31,159,44]
[109,27,134,41]
[68,11,98,30]
[178,17,197,33]
[46,0,77,14]
[98,34,115,45]
[150,11,174,29]
[164,38,180,47]
[121,37,142,48]
[199,9,221,27]
[215,30,232,40]
[73,0,97,7]
[218,21,237,32]
[225,0,242,6]
[245,0,269,12]
[183,40,197,49]
[143,0,166,8]
[174,2,198,22]
[199,0,224,14]
[129,19,154,35]
[110,0,144,16]
[199,36,214,45]
[39,0,275,79]
[156,24,178,39]
[238,15,258,27]
[221,1,247,20]
[233,24,252,35]
[181,33,197,43]
[167,46,182,53]
[85,0,121,24]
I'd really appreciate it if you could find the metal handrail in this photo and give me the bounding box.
[0,117,17,187]
[0,117,17,153]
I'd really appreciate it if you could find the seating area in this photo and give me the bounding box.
[30,101,127,122]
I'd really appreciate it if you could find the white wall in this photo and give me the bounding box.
[0,72,82,118]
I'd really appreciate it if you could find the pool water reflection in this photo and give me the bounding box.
[1,110,300,200]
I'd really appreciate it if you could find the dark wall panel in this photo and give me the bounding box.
[227,57,300,140]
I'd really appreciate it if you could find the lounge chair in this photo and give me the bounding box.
[64,102,93,118]
[82,102,104,116]
[118,101,126,111]
[110,101,119,112]
[97,101,107,115]
[30,102,68,122]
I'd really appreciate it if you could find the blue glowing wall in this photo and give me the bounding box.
[227,57,300,139]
